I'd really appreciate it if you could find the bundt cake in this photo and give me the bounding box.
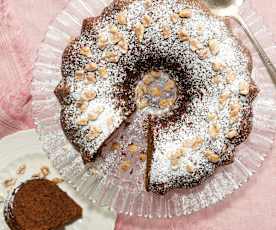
[55,0,258,194]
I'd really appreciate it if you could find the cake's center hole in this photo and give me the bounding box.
[135,70,177,114]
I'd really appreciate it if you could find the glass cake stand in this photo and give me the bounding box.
[32,0,276,218]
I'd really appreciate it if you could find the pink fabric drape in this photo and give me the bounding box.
[0,0,275,229]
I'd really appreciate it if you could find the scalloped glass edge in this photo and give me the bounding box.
[31,0,276,218]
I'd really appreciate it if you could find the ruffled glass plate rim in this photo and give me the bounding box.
[32,0,276,218]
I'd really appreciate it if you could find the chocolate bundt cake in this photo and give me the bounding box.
[55,0,258,194]
[4,179,82,230]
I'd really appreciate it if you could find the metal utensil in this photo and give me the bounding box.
[203,0,276,85]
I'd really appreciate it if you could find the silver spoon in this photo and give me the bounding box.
[203,0,276,85]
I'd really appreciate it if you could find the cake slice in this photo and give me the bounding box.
[4,178,82,230]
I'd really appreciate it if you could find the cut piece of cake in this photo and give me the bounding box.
[4,178,82,230]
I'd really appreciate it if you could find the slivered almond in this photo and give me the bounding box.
[80,47,92,57]
[85,62,97,71]
[142,15,152,28]
[117,12,127,25]
[170,14,179,23]
[179,9,192,18]
[134,23,145,43]
[204,149,220,163]
[208,39,220,55]
[209,123,220,138]
[226,129,238,139]
[239,80,250,95]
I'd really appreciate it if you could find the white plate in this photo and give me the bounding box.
[0,129,116,230]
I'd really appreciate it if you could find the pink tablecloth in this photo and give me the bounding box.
[0,0,276,229]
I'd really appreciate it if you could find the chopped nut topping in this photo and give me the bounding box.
[186,163,194,173]
[149,86,162,97]
[208,112,218,121]
[87,112,99,121]
[107,117,113,129]
[229,102,240,121]
[204,149,220,163]
[208,39,220,55]
[75,69,85,80]
[117,12,127,25]
[190,38,201,51]
[219,91,230,106]
[111,31,123,44]
[192,137,204,149]
[161,25,172,39]
[170,14,179,23]
[197,48,209,60]
[87,126,102,140]
[140,153,147,161]
[164,79,175,92]
[209,123,220,138]
[16,164,26,175]
[226,129,238,139]
[111,142,120,151]
[120,160,131,172]
[118,38,129,54]
[177,29,189,42]
[86,72,97,84]
[135,83,148,97]
[81,89,97,101]
[102,51,120,63]
[151,70,161,78]
[76,100,88,112]
[85,62,97,71]
[179,9,192,18]
[226,71,236,83]
[77,117,88,125]
[51,177,64,184]
[143,74,154,85]
[134,23,145,43]
[109,25,118,33]
[41,166,50,178]
[211,75,221,85]
[239,80,250,95]
[137,98,149,109]
[212,61,225,72]
[97,34,108,50]
[159,98,175,108]
[171,158,180,170]
[142,15,152,28]
[99,67,108,78]
[4,178,16,188]
[128,143,138,154]
[80,47,92,57]
[144,0,152,8]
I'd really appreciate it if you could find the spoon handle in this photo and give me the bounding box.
[234,14,276,85]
